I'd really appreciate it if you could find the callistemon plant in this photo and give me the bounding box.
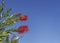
[0,0,29,43]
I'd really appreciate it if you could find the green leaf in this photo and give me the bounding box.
[2,12,9,18]
[2,8,11,18]
[2,1,5,6]
[0,5,3,13]
[7,8,12,13]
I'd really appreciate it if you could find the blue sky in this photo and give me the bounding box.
[0,0,60,43]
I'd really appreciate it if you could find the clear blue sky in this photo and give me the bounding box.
[0,0,60,43]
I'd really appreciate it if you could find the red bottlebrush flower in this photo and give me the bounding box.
[18,26,29,34]
[19,15,28,21]
[16,13,28,21]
